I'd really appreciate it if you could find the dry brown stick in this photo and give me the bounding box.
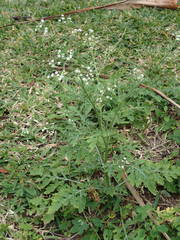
[0,1,128,29]
[140,83,180,110]
[122,170,171,240]
[1,0,179,29]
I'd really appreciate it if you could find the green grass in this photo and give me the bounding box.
[0,0,180,239]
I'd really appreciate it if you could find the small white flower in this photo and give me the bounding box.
[44,27,48,35]
[175,34,180,41]
[8,210,15,215]
[75,69,80,73]
[133,68,144,80]
[89,29,94,33]
[22,128,29,134]
[106,96,112,100]
[87,66,93,72]
[58,75,64,81]
[107,87,111,91]
[97,98,102,103]
[68,119,74,123]
[41,19,45,23]
[72,28,82,34]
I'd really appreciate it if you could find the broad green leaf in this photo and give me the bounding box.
[71,219,89,235]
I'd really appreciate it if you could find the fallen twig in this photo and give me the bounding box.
[0,0,179,29]
[0,1,128,29]
[140,83,180,110]
[122,170,171,240]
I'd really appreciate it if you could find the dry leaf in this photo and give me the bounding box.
[105,0,178,10]
[0,168,8,173]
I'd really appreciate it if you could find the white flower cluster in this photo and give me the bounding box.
[57,49,74,62]
[96,84,117,103]
[71,28,98,47]
[166,27,180,41]
[84,29,95,41]
[84,29,99,47]
[21,128,29,135]
[47,70,67,81]
[72,28,83,34]
[58,15,72,23]
[47,48,74,81]
[121,157,129,165]
[35,19,48,35]
[74,66,94,85]
[133,68,144,81]
[175,31,180,41]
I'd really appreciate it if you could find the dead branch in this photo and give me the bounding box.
[122,170,171,240]
[0,0,178,29]
[0,1,128,29]
[140,84,180,110]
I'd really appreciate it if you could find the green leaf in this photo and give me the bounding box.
[156,225,168,233]
[30,197,44,207]
[82,231,99,240]
[91,218,103,229]
[44,183,59,194]
[44,186,86,224]
[71,219,89,235]
[169,129,180,144]
[19,223,33,231]
[103,229,113,240]
[70,195,86,213]
[136,205,152,221]
[43,213,55,224]
[30,167,44,176]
